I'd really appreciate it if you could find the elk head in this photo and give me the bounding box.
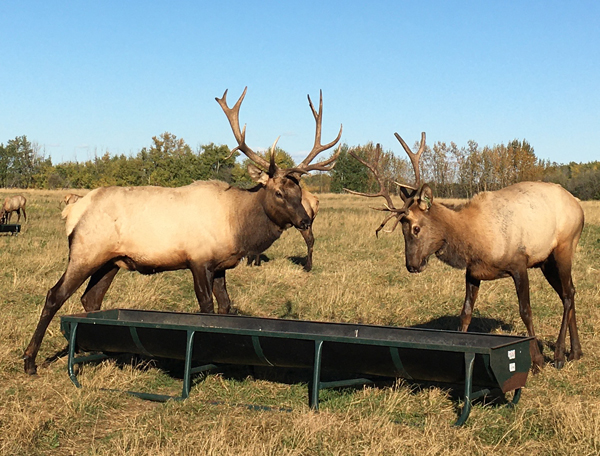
[346,132,444,273]
[216,87,342,231]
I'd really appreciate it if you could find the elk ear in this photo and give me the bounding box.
[417,184,433,211]
[247,164,269,185]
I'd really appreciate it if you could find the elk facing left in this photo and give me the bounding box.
[23,87,342,375]
[347,134,584,372]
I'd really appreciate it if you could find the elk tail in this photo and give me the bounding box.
[62,190,95,236]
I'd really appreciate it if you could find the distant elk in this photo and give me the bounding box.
[23,87,342,375]
[247,184,320,271]
[0,195,27,224]
[62,193,82,206]
[347,133,584,371]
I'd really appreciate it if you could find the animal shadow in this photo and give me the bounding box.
[411,315,514,333]
[246,254,270,266]
[287,255,308,268]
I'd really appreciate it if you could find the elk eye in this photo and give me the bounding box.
[275,190,283,199]
[413,225,421,236]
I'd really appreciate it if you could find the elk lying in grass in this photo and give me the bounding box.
[247,186,320,271]
[23,87,342,375]
[347,135,584,371]
[0,195,27,224]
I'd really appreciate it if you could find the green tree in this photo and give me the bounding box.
[0,136,37,187]
[330,144,370,193]
[198,142,239,182]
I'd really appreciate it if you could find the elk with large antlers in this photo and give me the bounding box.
[347,134,584,371]
[239,90,340,272]
[23,87,342,375]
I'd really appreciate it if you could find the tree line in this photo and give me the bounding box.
[1,133,599,200]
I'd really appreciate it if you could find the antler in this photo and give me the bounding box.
[344,144,404,236]
[394,131,426,192]
[345,133,427,236]
[216,87,271,170]
[296,90,343,172]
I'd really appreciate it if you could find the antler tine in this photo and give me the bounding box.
[297,91,343,172]
[344,144,398,212]
[345,143,422,235]
[216,87,271,170]
[375,213,401,238]
[394,131,426,191]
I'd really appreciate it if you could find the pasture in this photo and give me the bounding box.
[1,188,599,455]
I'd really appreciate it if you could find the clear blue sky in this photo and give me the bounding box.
[1,1,599,165]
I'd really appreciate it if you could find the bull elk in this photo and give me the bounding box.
[347,134,584,371]
[0,195,27,224]
[23,87,342,375]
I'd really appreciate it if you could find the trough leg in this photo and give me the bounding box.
[455,352,475,427]
[508,388,522,408]
[66,322,109,389]
[181,330,196,399]
[67,322,81,388]
[309,340,324,410]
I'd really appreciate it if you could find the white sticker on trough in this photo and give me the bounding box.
[509,362,516,372]
[508,349,516,360]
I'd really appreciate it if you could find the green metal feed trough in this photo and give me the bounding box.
[0,224,20,234]
[60,309,533,426]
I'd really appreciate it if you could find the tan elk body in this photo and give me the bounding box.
[23,88,341,375]
[62,181,295,274]
[1,195,27,224]
[349,135,584,371]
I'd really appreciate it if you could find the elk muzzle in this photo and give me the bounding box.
[406,257,429,274]
[296,215,312,231]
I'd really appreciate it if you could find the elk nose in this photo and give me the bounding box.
[298,217,312,231]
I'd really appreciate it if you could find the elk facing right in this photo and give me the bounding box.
[347,135,584,372]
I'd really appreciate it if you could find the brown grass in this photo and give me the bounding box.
[1,189,600,455]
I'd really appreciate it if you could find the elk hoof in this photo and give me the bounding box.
[23,356,38,375]
[554,359,565,370]
[531,354,545,374]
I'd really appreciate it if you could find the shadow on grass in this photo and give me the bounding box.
[286,255,308,268]
[410,315,514,333]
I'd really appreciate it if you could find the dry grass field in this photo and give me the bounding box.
[1,188,599,455]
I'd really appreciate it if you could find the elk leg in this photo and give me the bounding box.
[300,227,315,272]
[212,270,231,314]
[459,272,480,331]
[247,254,260,266]
[541,251,582,367]
[22,206,26,222]
[190,263,215,313]
[80,263,120,312]
[23,264,98,374]
[511,266,544,371]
